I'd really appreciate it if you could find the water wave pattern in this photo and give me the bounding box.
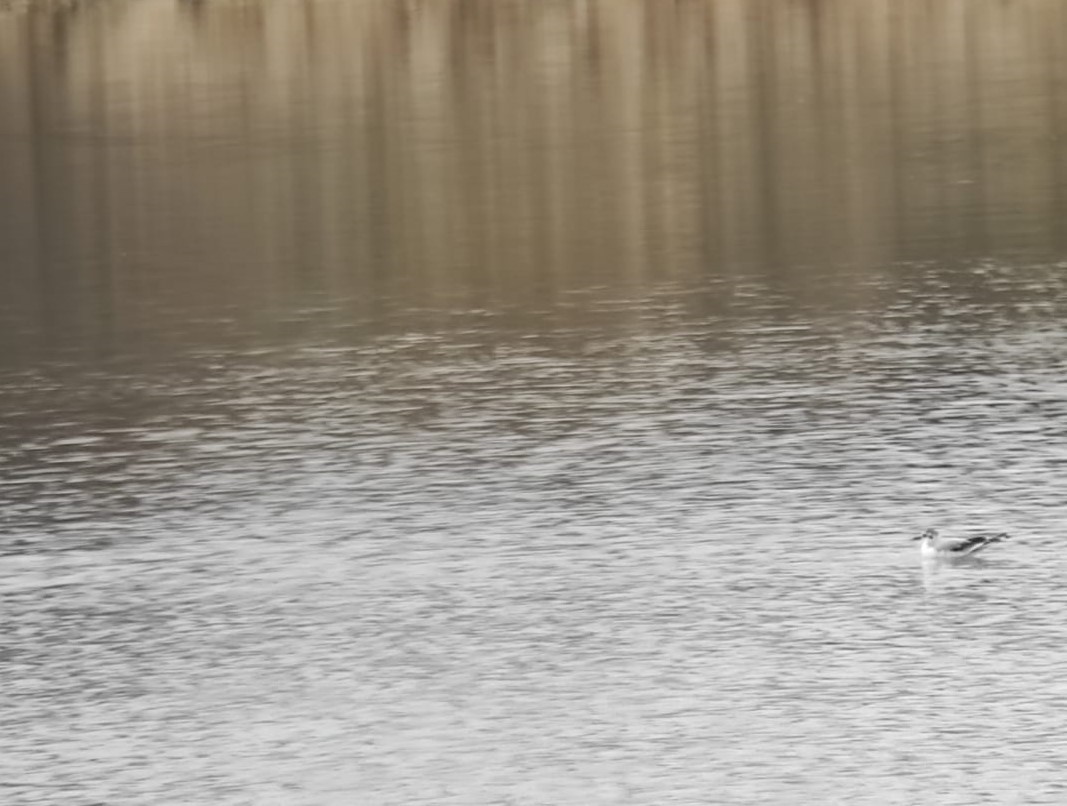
[4,268,1067,804]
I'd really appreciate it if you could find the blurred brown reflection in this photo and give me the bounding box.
[1,0,1066,363]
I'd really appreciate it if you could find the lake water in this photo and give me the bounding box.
[3,2,1067,804]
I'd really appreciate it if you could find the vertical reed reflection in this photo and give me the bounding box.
[0,0,1066,362]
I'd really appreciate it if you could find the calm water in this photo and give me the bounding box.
[4,2,1067,804]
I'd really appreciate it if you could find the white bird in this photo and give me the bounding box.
[913,528,1010,559]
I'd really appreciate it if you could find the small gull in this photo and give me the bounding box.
[913,528,1010,559]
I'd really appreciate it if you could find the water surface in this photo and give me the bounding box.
[3,2,1067,804]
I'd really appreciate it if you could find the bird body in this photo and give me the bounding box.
[914,528,1010,558]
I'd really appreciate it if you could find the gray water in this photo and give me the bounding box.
[4,2,1067,804]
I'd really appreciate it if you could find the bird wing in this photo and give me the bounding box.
[941,534,990,553]
[939,533,1007,553]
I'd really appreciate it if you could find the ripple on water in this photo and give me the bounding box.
[4,268,1067,803]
